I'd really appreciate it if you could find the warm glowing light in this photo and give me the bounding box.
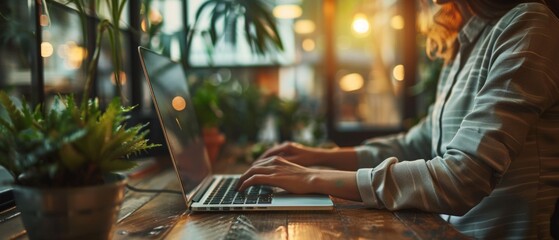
[352,13,370,35]
[59,41,87,69]
[294,20,315,34]
[393,65,405,81]
[273,5,302,19]
[302,38,315,52]
[40,14,49,27]
[391,15,404,30]
[417,12,432,34]
[172,96,187,111]
[141,19,147,32]
[68,44,87,62]
[111,71,128,85]
[41,42,54,58]
[339,73,365,92]
[149,9,163,24]
[140,10,162,32]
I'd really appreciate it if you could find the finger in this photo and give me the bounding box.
[237,174,273,192]
[259,142,291,158]
[252,155,286,167]
[237,166,275,189]
[251,156,273,166]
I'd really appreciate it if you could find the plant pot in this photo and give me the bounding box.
[12,173,127,240]
[203,127,226,164]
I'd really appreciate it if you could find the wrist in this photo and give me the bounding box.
[309,170,361,201]
[307,169,327,194]
[322,147,359,170]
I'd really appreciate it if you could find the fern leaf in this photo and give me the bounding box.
[99,159,137,172]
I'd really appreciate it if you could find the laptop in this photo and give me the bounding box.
[138,47,333,211]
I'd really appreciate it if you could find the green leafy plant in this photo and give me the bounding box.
[189,0,284,56]
[0,91,158,187]
[273,98,315,143]
[0,0,160,188]
[191,81,224,129]
[217,80,277,144]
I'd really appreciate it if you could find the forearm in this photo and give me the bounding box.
[319,147,359,171]
[311,169,361,202]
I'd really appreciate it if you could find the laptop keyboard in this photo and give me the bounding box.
[203,177,273,205]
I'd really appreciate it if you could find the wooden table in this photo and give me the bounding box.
[0,158,471,240]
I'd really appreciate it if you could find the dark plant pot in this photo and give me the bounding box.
[12,173,127,240]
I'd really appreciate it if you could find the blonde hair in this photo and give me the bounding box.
[425,3,464,64]
[425,0,558,64]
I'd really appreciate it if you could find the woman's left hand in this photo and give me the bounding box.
[236,156,319,194]
[236,155,362,202]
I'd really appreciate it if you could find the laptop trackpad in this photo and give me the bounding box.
[272,191,333,206]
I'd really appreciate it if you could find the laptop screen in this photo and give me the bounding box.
[139,47,211,202]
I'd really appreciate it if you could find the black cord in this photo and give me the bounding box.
[126,184,183,195]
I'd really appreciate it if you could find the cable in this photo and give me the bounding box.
[125,184,182,195]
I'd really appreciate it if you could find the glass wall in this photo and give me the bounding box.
[333,0,406,131]
[186,0,296,66]
[41,2,87,103]
[0,0,433,149]
[0,1,35,99]
[319,0,421,145]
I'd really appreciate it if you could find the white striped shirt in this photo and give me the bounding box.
[354,3,559,239]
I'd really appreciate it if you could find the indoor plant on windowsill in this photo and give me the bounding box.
[0,0,159,239]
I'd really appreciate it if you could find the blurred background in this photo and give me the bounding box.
[0,0,443,161]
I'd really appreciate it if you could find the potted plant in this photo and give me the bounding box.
[0,0,159,239]
[191,80,225,164]
[0,92,157,239]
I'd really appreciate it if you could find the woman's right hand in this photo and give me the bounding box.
[255,142,359,171]
[255,142,327,167]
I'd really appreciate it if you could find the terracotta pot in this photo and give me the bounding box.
[203,127,226,163]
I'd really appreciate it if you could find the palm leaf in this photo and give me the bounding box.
[244,0,283,50]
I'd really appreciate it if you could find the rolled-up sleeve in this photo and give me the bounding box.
[356,168,377,207]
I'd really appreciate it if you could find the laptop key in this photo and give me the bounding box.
[258,197,272,204]
[204,179,276,206]
[233,197,245,204]
[222,197,234,204]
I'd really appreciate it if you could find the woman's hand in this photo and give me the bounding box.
[237,156,319,194]
[257,142,323,167]
[236,155,362,201]
[257,142,359,171]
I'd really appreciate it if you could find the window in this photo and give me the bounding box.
[324,0,419,146]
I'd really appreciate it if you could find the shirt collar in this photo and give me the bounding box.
[458,15,490,47]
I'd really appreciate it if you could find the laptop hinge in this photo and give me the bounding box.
[191,177,215,203]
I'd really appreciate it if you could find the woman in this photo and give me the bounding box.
[237,0,559,239]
